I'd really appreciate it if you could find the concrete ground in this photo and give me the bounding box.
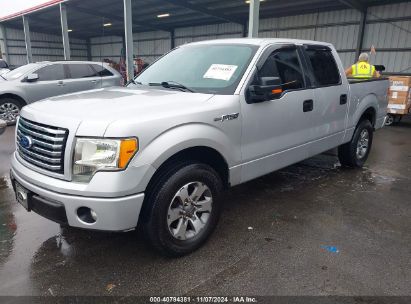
[0,119,410,297]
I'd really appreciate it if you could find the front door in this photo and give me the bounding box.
[25,64,68,103]
[240,45,318,183]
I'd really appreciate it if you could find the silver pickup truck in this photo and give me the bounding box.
[10,38,388,256]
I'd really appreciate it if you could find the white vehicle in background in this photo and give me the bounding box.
[0,61,122,124]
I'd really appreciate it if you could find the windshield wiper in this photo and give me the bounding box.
[149,81,195,93]
[0,74,5,80]
[125,79,141,86]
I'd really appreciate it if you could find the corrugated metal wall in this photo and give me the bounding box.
[364,3,411,74]
[0,27,87,67]
[91,35,123,62]
[175,23,243,45]
[90,31,171,63]
[259,9,361,68]
[3,2,411,73]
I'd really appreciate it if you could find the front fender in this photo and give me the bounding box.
[130,123,239,170]
[0,90,27,104]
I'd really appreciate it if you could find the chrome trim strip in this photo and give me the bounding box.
[18,151,62,171]
[19,118,66,136]
[17,130,63,150]
[17,136,63,157]
[17,145,61,164]
[18,124,65,143]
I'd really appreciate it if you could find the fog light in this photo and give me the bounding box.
[77,207,97,224]
[90,209,98,221]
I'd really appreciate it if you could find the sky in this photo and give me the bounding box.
[0,0,52,18]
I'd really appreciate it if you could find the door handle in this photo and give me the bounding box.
[303,99,314,112]
[91,80,98,83]
[57,81,65,87]
[340,94,348,105]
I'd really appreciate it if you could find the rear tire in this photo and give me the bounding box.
[338,119,373,168]
[385,114,394,126]
[142,162,223,257]
[0,98,23,125]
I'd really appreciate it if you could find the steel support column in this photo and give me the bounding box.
[0,24,9,62]
[123,0,134,82]
[248,0,260,38]
[60,3,71,60]
[22,16,33,63]
[86,38,92,61]
[356,8,367,59]
[242,22,247,38]
[170,29,175,49]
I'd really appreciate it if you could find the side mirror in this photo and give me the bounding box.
[0,119,7,135]
[247,77,283,104]
[25,73,39,82]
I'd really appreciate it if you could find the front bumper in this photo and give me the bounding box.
[10,160,145,232]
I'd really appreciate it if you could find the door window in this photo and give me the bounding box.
[36,64,65,81]
[91,64,114,77]
[67,64,96,79]
[257,48,305,92]
[305,48,341,86]
[0,60,8,68]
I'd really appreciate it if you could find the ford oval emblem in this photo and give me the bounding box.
[20,135,33,149]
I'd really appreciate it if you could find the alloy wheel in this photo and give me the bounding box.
[0,103,20,124]
[356,129,369,159]
[167,182,213,241]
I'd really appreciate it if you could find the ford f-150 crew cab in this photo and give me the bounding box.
[10,38,389,256]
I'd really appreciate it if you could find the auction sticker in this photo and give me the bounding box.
[203,64,238,81]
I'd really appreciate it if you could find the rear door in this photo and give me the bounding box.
[302,45,349,145]
[24,63,68,102]
[90,63,120,87]
[64,63,102,93]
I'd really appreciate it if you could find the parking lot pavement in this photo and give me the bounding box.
[0,119,410,297]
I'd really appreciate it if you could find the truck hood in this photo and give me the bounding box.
[21,86,214,136]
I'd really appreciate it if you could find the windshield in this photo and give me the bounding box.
[133,44,258,94]
[4,64,38,80]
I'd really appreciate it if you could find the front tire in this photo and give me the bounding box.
[143,162,223,257]
[0,98,23,125]
[338,119,373,168]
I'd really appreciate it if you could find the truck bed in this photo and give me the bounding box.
[346,77,389,136]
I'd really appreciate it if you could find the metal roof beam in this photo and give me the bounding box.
[161,0,244,25]
[337,0,366,12]
[68,4,173,33]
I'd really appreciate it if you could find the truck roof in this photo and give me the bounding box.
[186,38,333,48]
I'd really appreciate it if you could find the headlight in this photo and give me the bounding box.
[73,138,138,182]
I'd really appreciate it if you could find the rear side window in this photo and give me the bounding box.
[305,48,341,86]
[91,64,114,77]
[258,48,305,91]
[36,64,65,81]
[67,64,96,79]
[0,60,8,68]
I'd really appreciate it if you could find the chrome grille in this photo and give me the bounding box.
[17,117,68,174]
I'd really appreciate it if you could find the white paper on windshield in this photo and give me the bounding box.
[203,64,238,81]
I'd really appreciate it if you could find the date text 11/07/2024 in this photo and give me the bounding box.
[149,296,258,303]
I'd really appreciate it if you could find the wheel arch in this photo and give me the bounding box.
[147,145,230,191]
[0,93,27,106]
[139,146,230,223]
[358,106,377,128]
